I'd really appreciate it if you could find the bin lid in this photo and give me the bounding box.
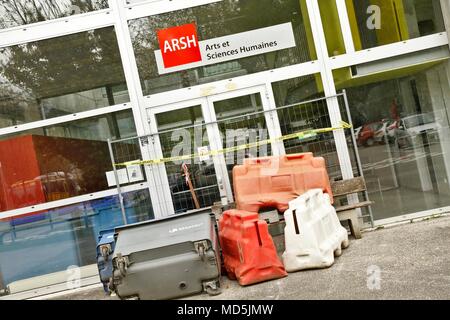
[113,209,213,257]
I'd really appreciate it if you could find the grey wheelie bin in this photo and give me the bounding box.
[110,209,221,300]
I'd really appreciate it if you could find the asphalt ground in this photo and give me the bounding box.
[51,215,450,300]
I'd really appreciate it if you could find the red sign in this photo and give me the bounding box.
[157,23,202,69]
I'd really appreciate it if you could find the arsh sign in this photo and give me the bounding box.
[155,23,296,75]
[157,23,202,68]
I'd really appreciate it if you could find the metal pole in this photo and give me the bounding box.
[384,127,399,188]
[107,139,128,225]
[0,265,6,296]
[439,0,450,51]
[342,90,375,227]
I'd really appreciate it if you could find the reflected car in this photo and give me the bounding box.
[357,122,384,147]
[356,120,401,147]
[386,120,400,142]
[354,126,362,139]
[377,120,400,145]
[401,113,440,135]
[395,113,441,148]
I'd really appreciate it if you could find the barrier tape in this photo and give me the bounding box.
[114,121,352,167]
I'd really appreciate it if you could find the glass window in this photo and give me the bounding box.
[214,94,270,189]
[338,60,450,220]
[348,0,446,50]
[272,74,360,181]
[318,0,346,56]
[155,106,221,214]
[0,27,129,129]
[0,189,153,285]
[129,0,317,96]
[0,110,139,212]
[0,0,108,29]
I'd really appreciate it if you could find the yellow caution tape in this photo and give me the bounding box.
[115,121,352,167]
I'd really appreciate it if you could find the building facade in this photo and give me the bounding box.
[0,0,449,287]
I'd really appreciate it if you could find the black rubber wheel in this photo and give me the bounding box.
[206,284,222,296]
[101,246,109,259]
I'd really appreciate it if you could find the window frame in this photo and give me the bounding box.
[0,0,447,224]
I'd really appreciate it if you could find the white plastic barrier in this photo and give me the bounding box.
[282,189,349,272]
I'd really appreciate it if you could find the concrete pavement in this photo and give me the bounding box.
[51,214,450,300]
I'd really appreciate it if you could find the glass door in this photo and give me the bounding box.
[342,62,450,220]
[146,86,282,215]
[147,99,227,214]
[206,86,282,201]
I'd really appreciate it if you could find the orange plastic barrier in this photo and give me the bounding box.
[233,153,332,213]
[218,210,287,286]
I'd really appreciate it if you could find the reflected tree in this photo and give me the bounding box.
[1,28,124,100]
[0,0,108,28]
[129,0,309,94]
[0,0,124,126]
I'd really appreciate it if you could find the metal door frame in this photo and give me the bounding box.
[147,98,213,216]
[205,85,283,203]
[145,85,283,215]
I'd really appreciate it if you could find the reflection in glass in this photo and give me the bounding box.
[0,0,108,29]
[0,110,138,212]
[272,74,359,181]
[350,0,445,50]
[318,0,346,56]
[0,189,153,285]
[0,27,128,129]
[214,94,271,188]
[155,106,221,213]
[129,0,316,95]
[341,61,450,220]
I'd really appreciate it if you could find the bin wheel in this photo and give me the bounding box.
[198,246,205,259]
[101,246,110,260]
[118,261,127,277]
[342,239,350,249]
[206,285,222,296]
[334,247,342,257]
